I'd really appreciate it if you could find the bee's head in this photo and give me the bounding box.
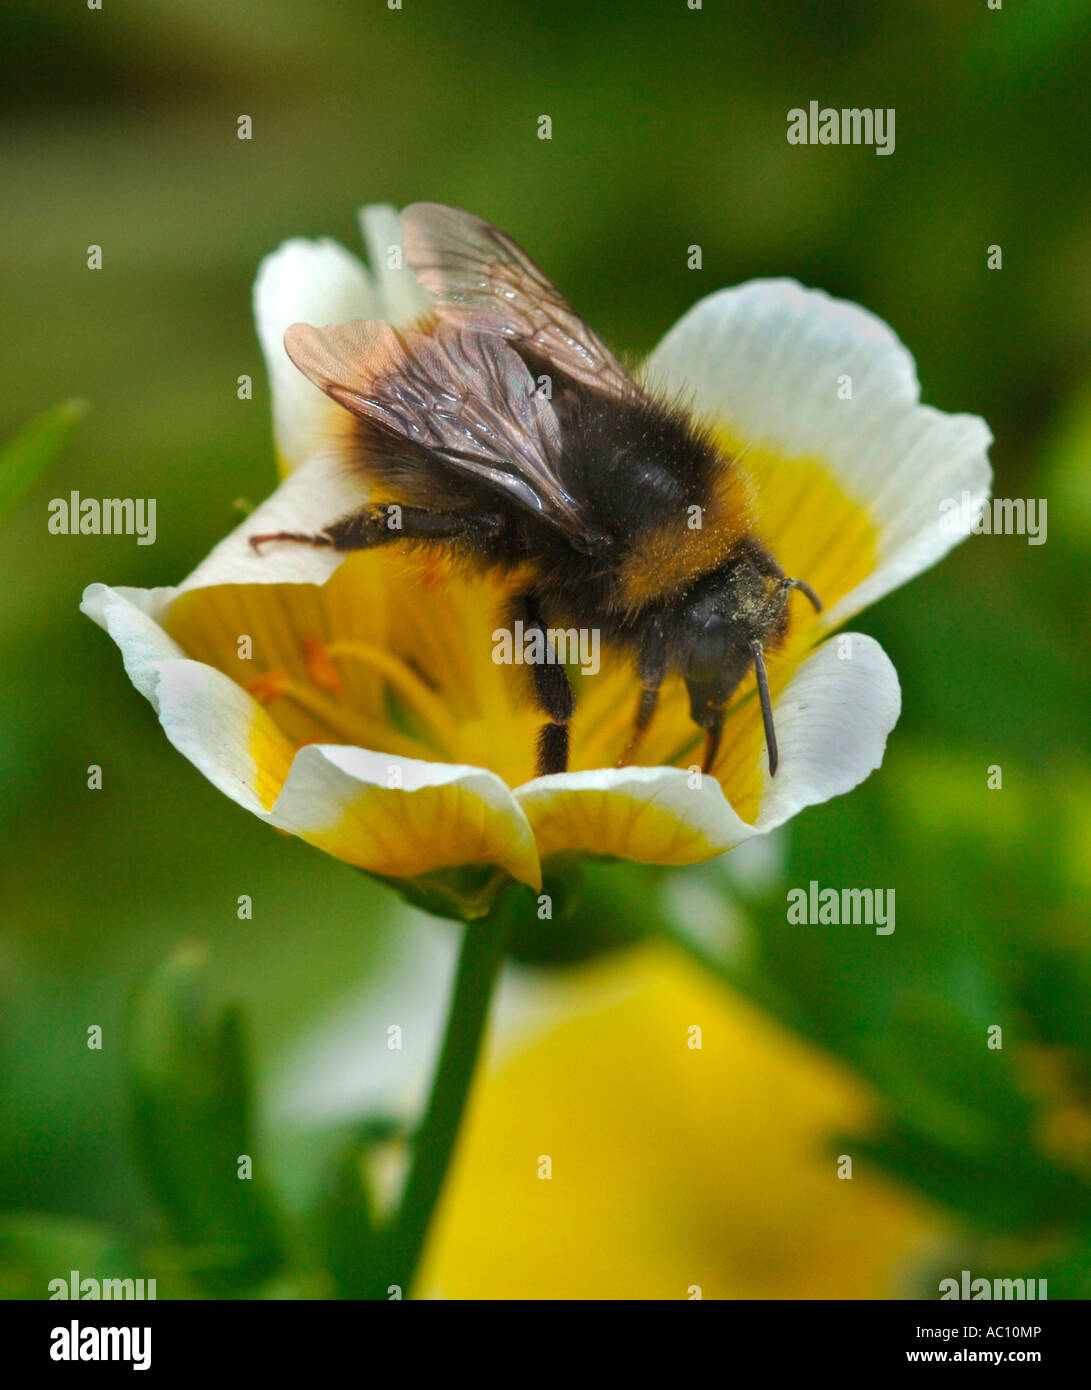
[673,543,822,775]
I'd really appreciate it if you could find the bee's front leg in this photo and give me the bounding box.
[248,528,333,551]
[250,505,504,552]
[518,595,575,777]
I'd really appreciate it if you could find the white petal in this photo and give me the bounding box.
[755,633,901,832]
[515,764,757,866]
[271,744,542,889]
[81,582,186,696]
[179,453,363,593]
[646,280,993,628]
[359,204,433,326]
[253,237,377,471]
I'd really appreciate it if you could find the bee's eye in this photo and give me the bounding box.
[685,613,729,682]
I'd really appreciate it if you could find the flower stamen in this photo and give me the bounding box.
[303,637,345,694]
[248,669,433,760]
[246,670,293,704]
[324,639,461,753]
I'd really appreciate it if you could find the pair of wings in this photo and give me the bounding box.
[284,203,636,547]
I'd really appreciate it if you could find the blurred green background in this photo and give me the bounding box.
[2,0,1090,1298]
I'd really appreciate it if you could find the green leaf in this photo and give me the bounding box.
[126,942,285,1296]
[311,1126,395,1300]
[0,398,86,521]
[0,1213,133,1301]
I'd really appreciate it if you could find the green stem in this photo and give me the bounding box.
[371,907,509,1299]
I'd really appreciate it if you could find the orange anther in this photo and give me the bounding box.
[246,670,292,704]
[304,638,345,694]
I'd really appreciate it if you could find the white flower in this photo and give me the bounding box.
[82,205,992,915]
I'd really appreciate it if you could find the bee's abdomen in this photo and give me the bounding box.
[551,386,756,611]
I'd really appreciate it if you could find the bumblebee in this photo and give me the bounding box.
[251,203,821,777]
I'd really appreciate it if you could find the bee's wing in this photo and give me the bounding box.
[401,202,634,398]
[284,319,598,543]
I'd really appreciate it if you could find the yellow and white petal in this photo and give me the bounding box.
[270,745,541,888]
[360,204,433,327]
[81,583,293,816]
[154,658,293,816]
[253,236,377,472]
[646,280,993,630]
[515,765,757,868]
[516,633,898,859]
[83,582,541,885]
[753,632,901,833]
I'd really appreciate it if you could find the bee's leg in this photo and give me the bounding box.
[701,705,726,775]
[248,528,333,550]
[519,595,575,777]
[250,505,504,552]
[617,615,668,767]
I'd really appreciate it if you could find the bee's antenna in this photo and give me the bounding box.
[750,640,779,777]
[784,576,823,613]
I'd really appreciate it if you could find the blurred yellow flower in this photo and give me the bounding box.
[424,943,946,1298]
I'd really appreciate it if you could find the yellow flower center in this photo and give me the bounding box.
[164,443,877,823]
